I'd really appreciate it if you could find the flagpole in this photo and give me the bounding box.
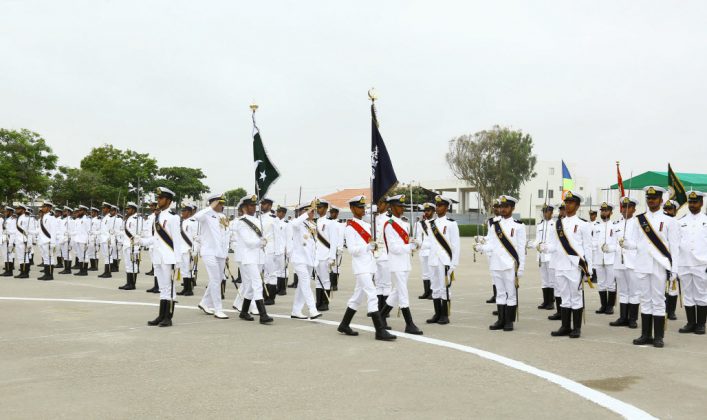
[369,88,377,243]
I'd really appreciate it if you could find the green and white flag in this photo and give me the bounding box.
[252,121,280,199]
[668,163,686,208]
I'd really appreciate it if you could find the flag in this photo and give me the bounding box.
[561,160,574,198]
[252,123,280,199]
[370,104,398,204]
[616,161,625,197]
[668,163,687,208]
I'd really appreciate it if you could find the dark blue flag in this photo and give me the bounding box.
[370,105,398,204]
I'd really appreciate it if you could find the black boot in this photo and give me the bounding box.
[330,272,339,291]
[486,285,497,303]
[59,259,72,274]
[288,272,298,288]
[119,273,131,289]
[610,303,629,327]
[319,290,330,311]
[89,259,99,271]
[376,294,384,312]
[679,306,696,333]
[551,308,571,336]
[239,299,254,321]
[74,257,79,268]
[379,304,393,330]
[110,260,119,272]
[54,257,63,269]
[489,305,506,330]
[177,278,193,296]
[504,305,517,331]
[159,300,174,327]
[538,288,553,309]
[264,284,276,305]
[315,289,322,310]
[125,273,136,290]
[148,300,167,326]
[427,298,441,324]
[653,316,665,348]
[548,297,562,320]
[338,307,359,336]
[419,279,432,299]
[695,306,707,335]
[370,311,396,341]
[437,300,450,324]
[606,291,616,315]
[73,262,88,276]
[15,263,29,278]
[145,267,154,276]
[595,291,607,314]
[146,277,159,293]
[38,265,53,281]
[633,314,654,345]
[666,294,678,320]
[220,279,226,300]
[401,307,423,335]
[0,262,11,276]
[277,277,287,296]
[628,303,639,329]
[255,300,273,324]
[569,308,583,338]
[98,264,112,278]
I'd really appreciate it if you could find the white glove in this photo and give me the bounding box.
[670,271,678,282]
[601,243,609,253]
[337,246,344,254]
[537,243,548,253]
[474,236,486,244]
[517,269,524,277]
[366,242,376,252]
[259,238,267,248]
[193,235,200,243]
[473,243,483,253]
[448,265,456,275]
[327,258,335,266]
[109,229,114,235]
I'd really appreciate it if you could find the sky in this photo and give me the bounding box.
[2,0,706,205]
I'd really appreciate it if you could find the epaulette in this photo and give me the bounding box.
[447,218,455,222]
[169,209,177,215]
[514,219,524,224]
[270,214,276,218]
[613,220,621,224]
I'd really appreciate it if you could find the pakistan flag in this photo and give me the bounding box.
[253,129,280,198]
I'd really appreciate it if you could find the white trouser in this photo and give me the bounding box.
[73,242,87,262]
[232,262,259,314]
[419,255,431,281]
[292,263,317,315]
[155,264,176,301]
[596,265,616,292]
[86,240,97,259]
[275,253,286,277]
[179,252,192,277]
[241,263,263,300]
[492,269,517,306]
[113,243,121,261]
[61,242,70,259]
[264,253,278,285]
[615,268,641,304]
[123,245,140,273]
[15,242,30,264]
[374,259,391,295]
[100,241,113,264]
[39,243,56,265]
[386,271,411,308]
[679,269,707,307]
[314,259,331,289]
[539,261,553,289]
[556,268,583,310]
[429,264,452,300]
[0,243,12,262]
[347,272,378,313]
[637,260,668,316]
[199,255,226,313]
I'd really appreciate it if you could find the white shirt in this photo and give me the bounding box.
[613,217,638,270]
[383,215,414,273]
[122,215,144,247]
[624,209,680,274]
[414,218,432,258]
[73,215,91,243]
[37,213,58,245]
[141,210,182,265]
[427,214,461,268]
[592,219,617,266]
[677,211,707,275]
[236,214,265,265]
[193,208,228,258]
[274,217,288,255]
[480,216,526,272]
[345,218,376,275]
[290,213,317,266]
[315,217,338,262]
[544,215,593,273]
[531,218,555,263]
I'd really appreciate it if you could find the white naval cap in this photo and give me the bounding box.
[663,200,679,209]
[563,190,584,203]
[156,187,176,199]
[329,206,340,212]
[316,198,329,207]
[41,200,54,207]
[498,195,518,205]
[5,206,15,212]
[643,185,666,197]
[434,195,452,206]
[348,195,367,208]
[78,205,89,211]
[687,190,705,201]
[599,201,614,210]
[15,204,29,210]
[419,202,434,211]
[207,193,225,204]
[386,194,407,205]
[63,206,73,211]
[620,196,638,206]
[126,201,138,210]
[101,202,112,208]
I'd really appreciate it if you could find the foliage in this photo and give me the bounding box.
[155,166,210,206]
[224,188,248,206]
[0,129,58,202]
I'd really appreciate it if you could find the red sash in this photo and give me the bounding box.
[347,219,372,243]
[384,219,409,252]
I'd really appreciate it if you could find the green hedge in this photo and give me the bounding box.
[458,218,535,237]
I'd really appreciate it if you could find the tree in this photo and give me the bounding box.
[390,185,437,206]
[446,125,537,213]
[155,166,210,206]
[49,167,104,207]
[80,144,158,204]
[224,188,247,207]
[0,129,58,202]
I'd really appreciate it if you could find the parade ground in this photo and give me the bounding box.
[1,237,704,419]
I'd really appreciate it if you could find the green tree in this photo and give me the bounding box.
[224,188,247,207]
[49,167,104,207]
[0,129,58,201]
[155,166,210,206]
[446,125,537,213]
[390,185,437,206]
[80,144,158,204]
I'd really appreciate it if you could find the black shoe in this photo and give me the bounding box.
[653,316,665,348]
[146,277,159,293]
[15,264,29,278]
[666,294,678,321]
[176,277,190,295]
[239,299,254,321]
[0,262,12,277]
[504,305,516,331]
[54,258,63,269]
[277,277,287,296]
[379,304,393,330]
[264,284,276,305]
[119,273,131,290]
[486,285,497,303]
[370,311,396,341]
[148,300,167,326]
[427,298,441,324]
[38,265,53,281]
[679,306,696,333]
[98,264,112,278]
[59,260,72,274]
[73,262,88,276]
[605,291,616,315]
[401,307,423,335]
[255,300,273,324]
[569,308,583,338]
[89,259,99,271]
[551,308,571,336]
[610,303,629,327]
[338,307,359,336]
[595,291,607,314]
[159,300,174,327]
[489,305,506,330]
[548,297,562,320]
[145,267,154,276]
[627,303,639,328]
[633,313,654,345]
[318,290,330,312]
[437,300,450,324]
[695,306,706,335]
[538,287,553,310]
[124,273,136,290]
[419,279,432,299]
[110,260,119,272]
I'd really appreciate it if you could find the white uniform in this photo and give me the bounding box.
[383,215,416,309]
[289,213,319,316]
[37,212,59,266]
[178,217,197,278]
[614,217,641,305]
[112,215,124,263]
[344,218,378,313]
[427,215,461,300]
[86,216,100,260]
[14,214,31,264]
[260,213,277,287]
[677,212,707,306]
[237,214,266,301]
[415,218,433,282]
[1,216,16,265]
[592,218,618,292]
[140,210,183,300]
[373,213,391,296]
[194,208,229,314]
[314,216,338,290]
[56,216,69,261]
[531,218,556,294]
[100,214,115,265]
[73,215,91,263]
[479,216,526,306]
[274,216,288,279]
[122,214,143,273]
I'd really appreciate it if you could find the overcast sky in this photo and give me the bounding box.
[2,0,706,204]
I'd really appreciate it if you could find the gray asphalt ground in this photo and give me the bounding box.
[1,237,705,419]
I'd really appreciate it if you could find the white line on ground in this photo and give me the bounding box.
[0,296,657,420]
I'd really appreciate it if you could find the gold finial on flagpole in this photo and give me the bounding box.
[250,101,258,113]
[367,88,377,102]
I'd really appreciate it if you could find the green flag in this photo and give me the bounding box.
[668,163,687,208]
[253,129,280,199]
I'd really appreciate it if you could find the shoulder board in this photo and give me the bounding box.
[679,214,687,220]
[613,220,621,224]
[447,218,455,222]
[169,209,177,215]
[270,214,276,218]
[579,217,588,222]
[514,219,523,224]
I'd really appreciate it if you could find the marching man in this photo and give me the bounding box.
[619,186,680,348]
[593,202,618,315]
[538,190,593,339]
[677,191,707,335]
[475,195,526,332]
[378,195,423,335]
[118,202,143,290]
[314,199,338,311]
[337,195,395,340]
[195,194,230,320]
[138,188,183,328]
[176,204,197,296]
[426,195,460,325]
[288,201,322,320]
